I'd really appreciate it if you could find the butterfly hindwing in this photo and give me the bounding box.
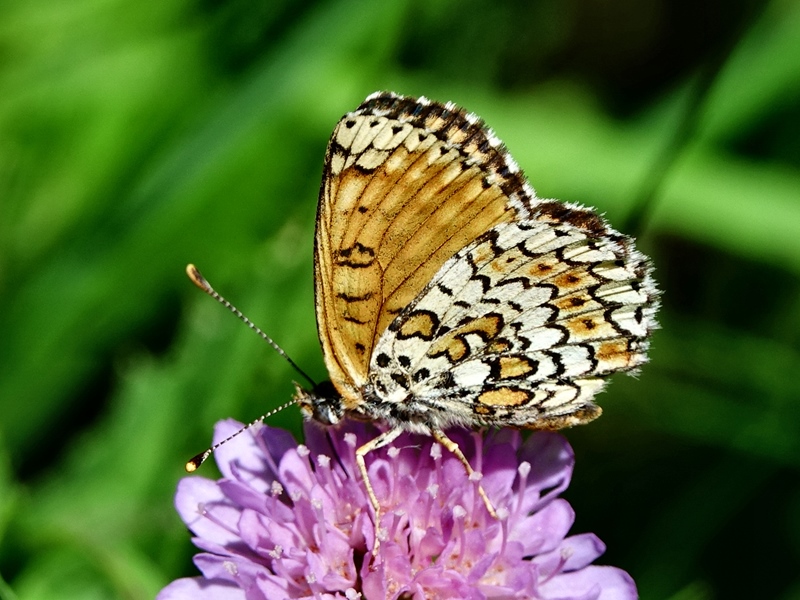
[369,212,657,430]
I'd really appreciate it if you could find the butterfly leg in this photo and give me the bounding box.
[431,429,498,519]
[355,426,403,555]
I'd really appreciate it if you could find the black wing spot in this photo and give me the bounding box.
[497,276,533,290]
[336,291,374,302]
[543,350,567,378]
[391,373,409,389]
[437,283,454,296]
[343,315,367,324]
[472,274,492,293]
[440,371,456,388]
[412,368,430,383]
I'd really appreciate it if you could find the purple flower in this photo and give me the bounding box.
[158,419,637,600]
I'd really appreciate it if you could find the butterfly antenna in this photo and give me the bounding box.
[185,399,297,472]
[186,264,317,389]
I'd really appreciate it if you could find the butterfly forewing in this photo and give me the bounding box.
[315,93,537,402]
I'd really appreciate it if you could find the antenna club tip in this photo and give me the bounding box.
[185,454,205,473]
[186,264,212,293]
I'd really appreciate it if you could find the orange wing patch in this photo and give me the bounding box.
[477,388,531,407]
[426,314,504,363]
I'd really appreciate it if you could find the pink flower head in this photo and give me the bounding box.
[158,419,637,599]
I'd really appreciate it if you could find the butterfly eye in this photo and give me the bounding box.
[295,390,344,426]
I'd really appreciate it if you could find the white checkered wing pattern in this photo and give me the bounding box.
[370,217,657,431]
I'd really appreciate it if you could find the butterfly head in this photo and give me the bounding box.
[294,381,346,426]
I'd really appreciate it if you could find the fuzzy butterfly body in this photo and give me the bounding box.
[298,92,659,441]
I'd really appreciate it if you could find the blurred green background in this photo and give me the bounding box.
[1,0,799,598]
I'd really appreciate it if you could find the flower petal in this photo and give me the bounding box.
[540,565,638,600]
[156,577,244,600]
[212,420,263,481]
[175,477,242,546]
[512,498,575,556]
[518,433,574,508]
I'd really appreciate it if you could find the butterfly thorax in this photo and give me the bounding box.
[295,380,447,434]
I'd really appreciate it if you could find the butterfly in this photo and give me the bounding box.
[294,91,659,545]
